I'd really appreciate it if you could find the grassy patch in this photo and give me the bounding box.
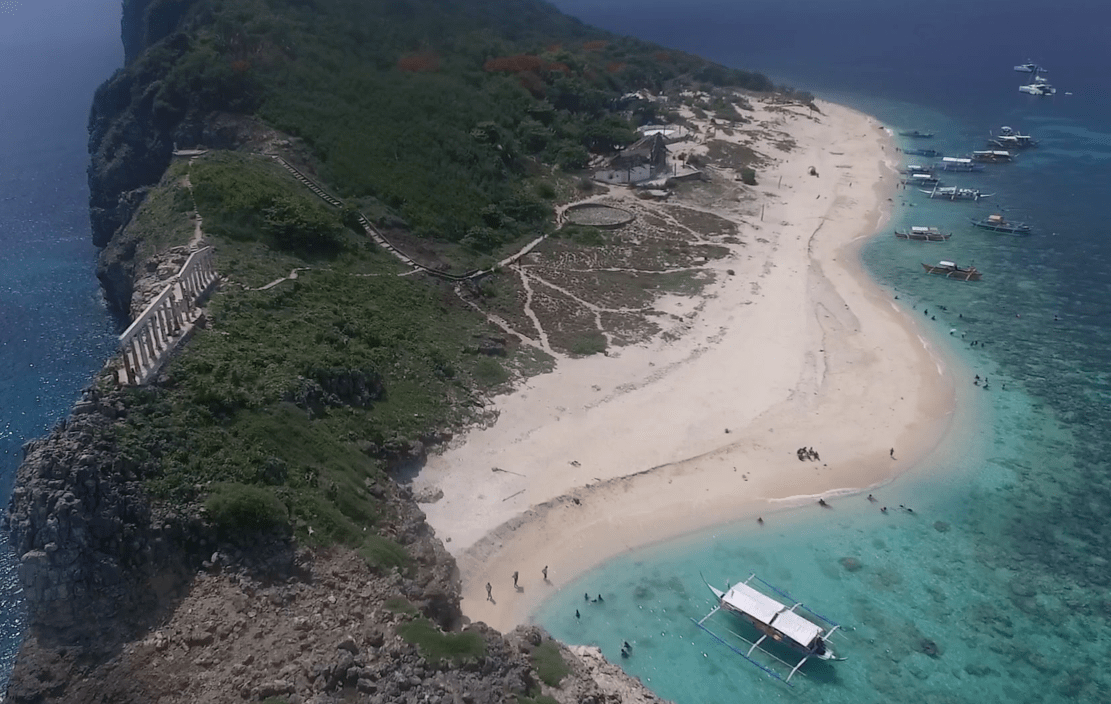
[125,160,196,260]
[531,641,570,687]
[384,597,419,616]
[358,534,409,571]
[473,357,510,388]
[397,618,486,665]
[569,333,607,356]
[204,482,289,534]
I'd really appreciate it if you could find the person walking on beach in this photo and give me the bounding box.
[512,571,519,588]
[486,582,493,601]
[890,447,895,459]
[542,566,548,581]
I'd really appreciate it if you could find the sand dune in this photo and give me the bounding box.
[414,98,956,631]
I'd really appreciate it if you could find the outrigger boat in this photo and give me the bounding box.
[1014,61,1047,74]
[1019,76,1056,96]
[896,226,951,241]
[923,260,981,281]
[902,173,942,188]
[971,150,1014,163]
[903,164,934,175]
[989,126,1037,149]
[938,156,984,172]
[921,186,992,201]
[899,130,934,138]
[692,574,844,685]
[971,213,1031,234]
[904,147,943,158]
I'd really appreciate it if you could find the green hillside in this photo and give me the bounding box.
[103,0,776,562]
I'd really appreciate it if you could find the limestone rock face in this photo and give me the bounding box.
[2,387,196,642]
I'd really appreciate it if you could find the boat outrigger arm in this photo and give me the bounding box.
[693,574,846,685]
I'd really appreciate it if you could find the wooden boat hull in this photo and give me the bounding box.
[971,220,1031,235]
[896,229,950,241]
[922,263,981,281]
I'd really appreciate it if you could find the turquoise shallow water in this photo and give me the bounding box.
[537,189,1111,702]
[535,7,1111,696]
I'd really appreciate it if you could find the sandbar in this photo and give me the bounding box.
[414,97,956,631]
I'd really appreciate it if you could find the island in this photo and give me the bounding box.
[2,0,953,702]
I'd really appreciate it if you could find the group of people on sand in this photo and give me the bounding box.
[486,565,550,602]
[797,446,821,462]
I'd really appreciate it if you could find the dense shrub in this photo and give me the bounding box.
[397,619,486,664]
[531,641,570,686]
[204,482,289,533]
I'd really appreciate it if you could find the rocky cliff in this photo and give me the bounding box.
[3,381,667,703]
[5,1,676,700]
[91,0,253,317]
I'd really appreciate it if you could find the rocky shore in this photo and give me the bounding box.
[3,382,667,703]
[2,2,671,701]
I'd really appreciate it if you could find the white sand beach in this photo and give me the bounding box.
[414,98,957,631]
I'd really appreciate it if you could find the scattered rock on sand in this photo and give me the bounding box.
[839,556,863,572]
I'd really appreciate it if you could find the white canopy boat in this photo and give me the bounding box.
[1019,75,1056,96]
[920,186,992,201]
[692,574,845,685]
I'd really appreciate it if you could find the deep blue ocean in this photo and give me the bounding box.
[0,0,122,689]
[538,1,1111,702]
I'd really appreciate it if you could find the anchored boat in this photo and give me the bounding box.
[896,226,951,241]
[899,130,935,138]
[1019,75,1056,96]
[920,186,992,201]
[923,260,981,281]
[971,213,1031,234]
[902,173,942,188]
[938,157,984,172]
[972,150,1014,163]
[693,574,844,685]
[904,147,943,158]
[904,164,934,175]
[990,126,1037,149]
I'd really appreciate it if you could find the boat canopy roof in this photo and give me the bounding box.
[939,260,956,267]
[722,582,824,647]
[943,157,972,163]
[911,226,931,232]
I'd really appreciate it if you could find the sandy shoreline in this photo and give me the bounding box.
[414,97,957,631]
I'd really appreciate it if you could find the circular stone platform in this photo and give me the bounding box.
[564,203,635,229]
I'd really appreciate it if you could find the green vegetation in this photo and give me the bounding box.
[190,153,342,253]
[204,482,288,534]
[531,641,570,687]
[570,333,607,357]
[107,0,780,562]
[397,618,487,664]
[128,0,773,256]
[384,597,419,616]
